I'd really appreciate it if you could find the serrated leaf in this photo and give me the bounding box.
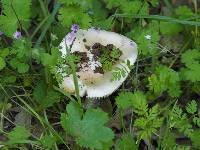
[193,117,200,127]
[181,49,200,67]
[17,63,29,73]
[2,75,16,83]
[116,92,134,109]
[41,47,61,67]
[9,58,28,73]
[40,135,56,149]
[186,100,197,114]
[61,102,114,149]
[160,22,183,35]
[116,91,148,115]
[121,1,142,14]
[161,132,176,149]
[33,81,61,108]
[149,65,181,97]
[0,16,17,36]
[0,0,31,36]
[58,6,91,29]
[134,117,147,128]
[181,49,200,82]
[190,130,200,148]
[0,57,6,70]
[116,134,138,150]
[131,91,148,115]
[12,39,32,59]
[7,126,30,144]
[170,105,193,137]
[175,5,194,19]
[180,65,200,82]
[2,0,31,20]
[0,48,10,58]
[131,22,160,55]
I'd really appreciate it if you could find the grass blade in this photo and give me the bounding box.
[35,3,61,48]
[112,14,200,26]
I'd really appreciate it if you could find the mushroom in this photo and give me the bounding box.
[58,28,137,98]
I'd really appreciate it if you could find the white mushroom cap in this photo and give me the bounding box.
[60,75,86,97]
[59,28,137,98]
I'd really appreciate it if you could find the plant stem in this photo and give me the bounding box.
[31,16,49,40]
[71,66,81,106]
[38,0,49,17]
[35,3,60,48]
[169,39,191,68]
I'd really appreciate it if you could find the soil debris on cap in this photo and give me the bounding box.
[83,38,87,42]
[85,45,90,50]
[106,44,114,50]
[73,51,89,62]
[92,43,102,50]
[94,66,104,74]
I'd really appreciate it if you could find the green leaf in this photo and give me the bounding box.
[121,1,142,14]
[131,22,160,55]
[186,100,197,114]
[134,117,147,129]
[161,132,176,149]
[116,92,134,109]
[148,104,159,119]
[181,49,200,67]
[160,22,183,35]
[2,0,31,20]
[60,102,82,136]
[0,48,10,58]
[0,16,17,36]
[112,66,127,81]
[12,39,32,59]
[40,135,56,149]
[190,130,200,148]
[181,49,200,82]
[10,58,29,73]
[148,65,181,97]
[131,91,148,115]
[58,6,91,29]
[175,6,194,19]
[138,2,149,15]
[116,91,148,114]
[61,102,114,149]
[41,47,61,67]
[33,81,61,108]
[17,63,29,73]
[150,0,159,7]
[193,117,200,127]
[116,134,138,150]
[7,126,30,144]
[0,57,6,70]
[133,104,163,141]
[105,0,126,9]
[170,105,193,137]
[181,64,200,82]
[41,53,57,67]
[2,75,16,83]
[0,0,31,36]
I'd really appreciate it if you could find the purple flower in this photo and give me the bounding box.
[13,31,22,39]
[0,31,3,37]
[66,31,76,44]
[71,24,79,32]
